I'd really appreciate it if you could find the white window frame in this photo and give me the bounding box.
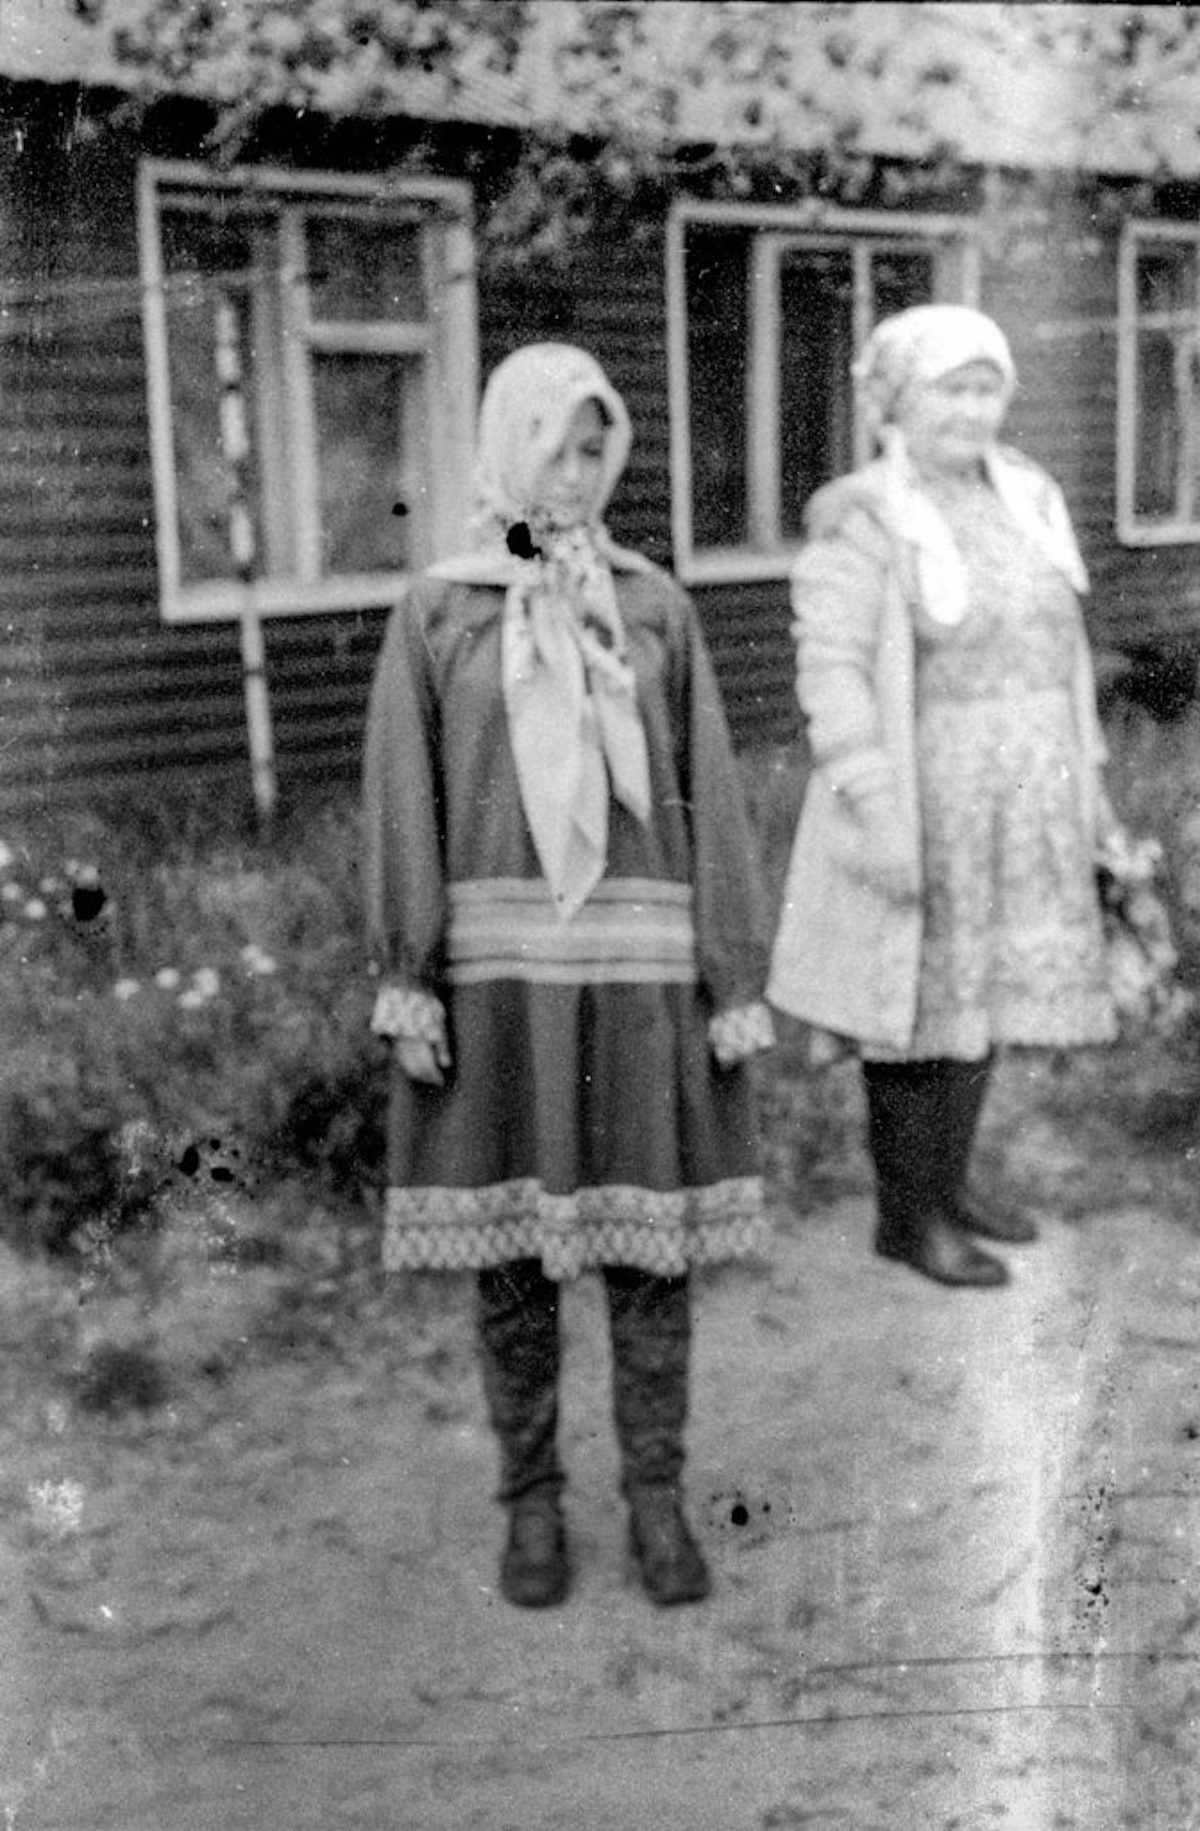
[666,200,981,584]
[1118,218,1200,548]
[138,159,478,624]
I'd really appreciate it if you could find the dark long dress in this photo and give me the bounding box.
[361,565,771,1279]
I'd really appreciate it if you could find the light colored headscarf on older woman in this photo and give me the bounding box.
[852,304,1087,625]
[430,343,651,919]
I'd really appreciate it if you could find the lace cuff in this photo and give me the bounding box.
[709,1000,776,1068]
[370,984,448,1048]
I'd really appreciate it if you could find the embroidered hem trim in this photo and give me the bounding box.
[382,1176,767,1279]
[446,876,696,985]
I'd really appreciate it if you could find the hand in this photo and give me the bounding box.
[709,1000,776,1068]
[395,1034,451,1086]
[371,983,451,1083]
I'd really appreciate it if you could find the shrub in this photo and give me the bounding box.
[0,795,384,1257]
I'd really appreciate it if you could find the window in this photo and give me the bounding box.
[667,202,979,582]
[1118,223,1200,546]
[138,162,477,622]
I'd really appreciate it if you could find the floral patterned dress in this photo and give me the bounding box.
[888,476,1116,1060]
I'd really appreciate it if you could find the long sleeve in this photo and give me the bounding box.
[361,586,447,986]
[679,598,772,1014]
[791,502,896,799]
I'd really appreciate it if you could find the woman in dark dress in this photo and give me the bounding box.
[362,342,774,1608]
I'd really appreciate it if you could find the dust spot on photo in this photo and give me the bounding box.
[704,1486,783,1548]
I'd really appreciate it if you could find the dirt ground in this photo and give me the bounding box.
[3,1051,1200,1831]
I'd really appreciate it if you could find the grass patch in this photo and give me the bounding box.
[0,704,1197,1412]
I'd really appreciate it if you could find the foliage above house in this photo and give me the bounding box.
[2,1,1199,178]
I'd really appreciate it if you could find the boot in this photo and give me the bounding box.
[500,1490,569,1609]
[477,1260,570,1607]
[627,1482,711,1607]
[605,1268,711,1605]
[863,1062,1009,1289]
[940,1056,1038,1244]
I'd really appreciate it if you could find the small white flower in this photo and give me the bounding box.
[72,862,101,887]
[38,875,61,895]
[1,880,22,903]
[28,1477,84,1537]
[178,986,208,1010]
[191,967,221,999]
[23,898,47,921]
[113,978,140,1001]
[154,967,182,990]
[239,943,277,977]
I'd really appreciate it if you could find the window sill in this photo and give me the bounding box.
[675,548,802,587]
[159,571,414,625]
[1115,520,1200,549]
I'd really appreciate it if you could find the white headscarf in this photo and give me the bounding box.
[851,306,1085,624]
[471,341,632,538]
[853,303,1017,440]
[430,343,651,920]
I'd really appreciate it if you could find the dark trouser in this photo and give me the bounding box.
[862,1054,993,1242]
[476,1259,691,1505]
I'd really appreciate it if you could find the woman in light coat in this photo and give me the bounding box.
[769,305,1119,1288]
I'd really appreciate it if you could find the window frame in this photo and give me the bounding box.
[666,200,981,584]
[138,159,478,624]
[1117,218,1200,548]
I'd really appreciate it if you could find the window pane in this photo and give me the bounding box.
[778,248,855,539]
[685,227,748,549]
[871,247,935,323]
[1133,243,1199,523]
[160,203,271,288]
[1137,243,1191,315]
[164,283,267,585]
[1134,330,1181,519]
[160,206,287,584]
[777,245,934,539]
[312,353,424,574]
[306,215,426,321]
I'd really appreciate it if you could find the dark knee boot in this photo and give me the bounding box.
[477,1260,569,1607]
[605,1268,710,1605]
[941,1056,1037,1243]
[863,1061,1008,1289]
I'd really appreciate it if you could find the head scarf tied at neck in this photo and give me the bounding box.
[471,340,633,540]
[430,343,651,920]
[847,305,1085,625]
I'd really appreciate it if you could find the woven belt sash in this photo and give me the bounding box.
[446,877,696,985]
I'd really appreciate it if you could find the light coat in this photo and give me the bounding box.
[767,448,1107,1051]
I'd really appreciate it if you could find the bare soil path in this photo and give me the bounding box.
[4,1074,1200,1829]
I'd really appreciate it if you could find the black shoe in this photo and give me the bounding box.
[499,1493,570,1608]
[628,1485,711,1606]
[875,1211,1009,1289]
[949,1192,1038,1244]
